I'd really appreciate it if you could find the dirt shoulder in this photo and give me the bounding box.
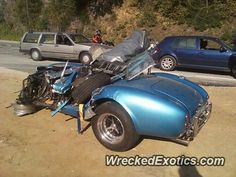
[0,68,235,177]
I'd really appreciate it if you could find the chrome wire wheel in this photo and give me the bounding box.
[97,113,125,144]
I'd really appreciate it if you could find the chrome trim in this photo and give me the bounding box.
[179,101,212,141]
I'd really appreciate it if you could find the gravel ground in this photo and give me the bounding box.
[0,68,235,177]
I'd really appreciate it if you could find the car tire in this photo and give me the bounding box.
[159,55,177,71]
[30,49,42,61]
[79,52,92,64]
[92,101,139,151]
[71,72,110,104]
[231,64,236,78]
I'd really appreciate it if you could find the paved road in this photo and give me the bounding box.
[0,40,236,86]
[0,41,61,73]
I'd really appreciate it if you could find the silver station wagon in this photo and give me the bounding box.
[19,32,101,64]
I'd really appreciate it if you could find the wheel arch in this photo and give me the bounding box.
[85,85,188,138]
[30,47,43,57]
[78,50,90,59]
[89,98,139,133]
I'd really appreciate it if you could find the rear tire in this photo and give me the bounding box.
[159,55,176,71]
[92,101,139,151]
[79,52,92,64]
[31,49,42,61]
[72,72,110,104]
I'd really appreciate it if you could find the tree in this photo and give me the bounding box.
[152,0,236,31]
[46,0,76,31]
[15,0,43,30]
[0,0,5,22]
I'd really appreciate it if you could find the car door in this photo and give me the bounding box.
[54,34,76,59]
[174,37,200,66]
[197,37,231,69]
[38,33,56,58]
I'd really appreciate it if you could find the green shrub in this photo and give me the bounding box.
[137,10,157,27]
[0,23,23,41]
[221,31,232,42]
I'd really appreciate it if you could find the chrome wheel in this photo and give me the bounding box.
[161,57,174,70]
[97,113,125,144]
[80,52,92,64]
[32,51,39,60]
[92,101,140,151]
[31,49,42,61]
[82,55,90,63]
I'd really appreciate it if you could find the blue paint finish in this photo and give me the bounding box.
[51,100,70,117]
[60,104,81,133]
[60,104,79,118]
[152,72,209,103]
[52,71,77,94]
[92,86,187,138]
[89,72,211,138]
[91,76,198,138]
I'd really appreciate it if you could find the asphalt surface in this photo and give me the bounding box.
[0,40,236,86]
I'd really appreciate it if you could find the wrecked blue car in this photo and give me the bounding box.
[14,31,212,151]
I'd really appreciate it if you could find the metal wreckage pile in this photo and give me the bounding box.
[14,30,151,132]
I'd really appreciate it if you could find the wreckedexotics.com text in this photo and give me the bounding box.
[105,155,225,167]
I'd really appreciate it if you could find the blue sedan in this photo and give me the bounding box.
[151,36,236,78]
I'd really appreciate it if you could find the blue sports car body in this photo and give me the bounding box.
[14,31,212,151]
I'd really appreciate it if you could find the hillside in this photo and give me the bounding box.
[0,0,236,44]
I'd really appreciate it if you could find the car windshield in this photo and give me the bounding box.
[69,34,91,44]
[125,51,155,80]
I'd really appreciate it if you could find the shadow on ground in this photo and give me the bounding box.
[179,165,203,177]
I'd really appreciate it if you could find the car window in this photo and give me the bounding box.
[177,38,197,49]
[56,34,72,45]
[69,34,91,44]
[23,33,40,43]
[170,38,179,48]
[200,38,221,50]
[40,34,55,44]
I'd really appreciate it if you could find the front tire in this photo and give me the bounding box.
[159,55,176,71]
[92,101,139,151]
[31,49,42,61]
[79,52,92,64]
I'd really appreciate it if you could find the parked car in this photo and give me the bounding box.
[14,31,212,151]
[19,32,111,64]
[150,36,236,78]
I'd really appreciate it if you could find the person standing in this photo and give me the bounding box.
[92,29,103,43]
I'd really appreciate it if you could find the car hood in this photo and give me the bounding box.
[114,75,204,115]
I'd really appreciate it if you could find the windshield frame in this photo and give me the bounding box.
[125,51,155,80]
